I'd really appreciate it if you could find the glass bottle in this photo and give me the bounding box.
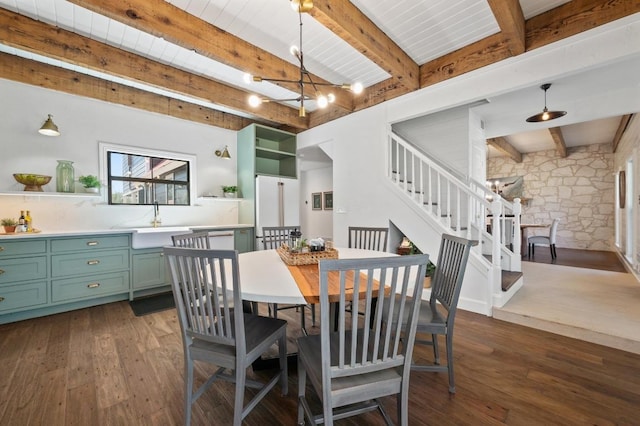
[25,210,32,232]
[56,160,75,193]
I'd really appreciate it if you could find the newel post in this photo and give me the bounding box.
[512,198,522,257]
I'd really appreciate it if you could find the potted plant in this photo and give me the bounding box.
[78,175,101,193]
[1,218,17,233]
[222,185,238,198]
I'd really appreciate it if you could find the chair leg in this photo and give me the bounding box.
[185,357,194,426]
[310,304,316,327]
[272,303,278,319]
[279,333,288,396]
[234,365,246,426]
[528,243,531,258]
[551,244,557,259]
[446,333,455,394]
[432,333,440,365]
[297,356,306,425]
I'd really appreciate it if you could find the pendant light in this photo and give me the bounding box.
[38,114,61,136]
[526,83,567,123]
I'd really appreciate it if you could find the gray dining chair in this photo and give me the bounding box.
[164,247,288,426]
[348,226,389,251]
[262,225,315,330]
[347,226,389,325]
[399,233,476,394]
[297,254,428,425]
[171,230,211,248]
[528,218,560,259]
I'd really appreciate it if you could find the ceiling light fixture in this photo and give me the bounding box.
[215,146,231,159]
[38,114,61,136]
[245,0,363,118]
[526,83,567,123]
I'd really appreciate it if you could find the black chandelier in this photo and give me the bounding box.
[245,0,363,117]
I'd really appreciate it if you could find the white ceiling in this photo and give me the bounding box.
[0,0,636,160]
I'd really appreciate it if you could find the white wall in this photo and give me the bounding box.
[392,104,471,177]
[300,166,333,240]
[0,79,239,231]
[297,15,640,314]
[614,115,640,274]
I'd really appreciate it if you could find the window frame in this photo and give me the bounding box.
[99,142,197,206]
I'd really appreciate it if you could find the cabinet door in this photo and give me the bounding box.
[132,251,167,289]
[234,228,254,253]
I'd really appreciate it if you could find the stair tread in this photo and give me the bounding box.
[502,270,523,292]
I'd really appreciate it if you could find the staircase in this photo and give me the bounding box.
[386,129,523,312]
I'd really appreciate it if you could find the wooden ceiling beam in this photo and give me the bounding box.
[548,127,568,158]
[420,1,639,90]
[487,137,522,163]
[420,33,512,88]
[486,0,526,54]
[0,8,307,130]
[0,52,253,131]
[526,0,640,51]
[612,114,633,153]
[67,0,353,112]
[310,0,419,91]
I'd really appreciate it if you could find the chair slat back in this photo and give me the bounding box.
[171,231,211,249]
[430,234,476,323]
[262,226,300,250]
[318,255,428,380]
[348,226,389,251]
[164,247,244,352]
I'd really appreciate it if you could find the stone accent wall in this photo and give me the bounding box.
[488,143,614,251]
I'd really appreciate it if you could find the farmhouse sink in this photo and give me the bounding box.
[129,226,191,248]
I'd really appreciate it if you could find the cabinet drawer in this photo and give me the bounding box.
[0,281,48,312]
[51,249,129,277]
[51,235,130,253]
[0,239,47,258]
[0,256,47,284]
[52,271,129,302]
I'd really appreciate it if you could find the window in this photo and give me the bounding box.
[106,150,191,205]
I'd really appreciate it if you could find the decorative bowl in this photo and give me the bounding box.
[13,174,52,192]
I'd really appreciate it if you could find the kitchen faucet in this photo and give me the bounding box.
[151,201,162,227]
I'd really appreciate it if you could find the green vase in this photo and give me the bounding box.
[56,160,75,193]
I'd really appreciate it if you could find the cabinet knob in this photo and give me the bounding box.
[0,296,4,302]
[0,269,4,275]
[0,246,4,252]
[87,260,100,265]
[87,241,99,246]
[87,283,100,289]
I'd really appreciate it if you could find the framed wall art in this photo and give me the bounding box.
[323,191,333,210]
[312,192,322,210]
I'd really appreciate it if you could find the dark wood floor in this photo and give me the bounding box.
[2,301,639,425]
[523,247,627,272]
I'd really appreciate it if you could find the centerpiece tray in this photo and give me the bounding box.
[277,245,338,266]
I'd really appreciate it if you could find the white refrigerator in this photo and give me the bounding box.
[255,175,300,249]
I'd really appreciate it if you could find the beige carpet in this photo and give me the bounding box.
[494,262,640,354]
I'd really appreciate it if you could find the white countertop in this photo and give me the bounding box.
[0,224,254,240]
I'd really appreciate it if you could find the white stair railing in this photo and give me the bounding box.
[387,130,522,289]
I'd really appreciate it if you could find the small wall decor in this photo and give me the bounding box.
[312,192,322,210]
[619,170,626,209]
[323,191,333,210]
